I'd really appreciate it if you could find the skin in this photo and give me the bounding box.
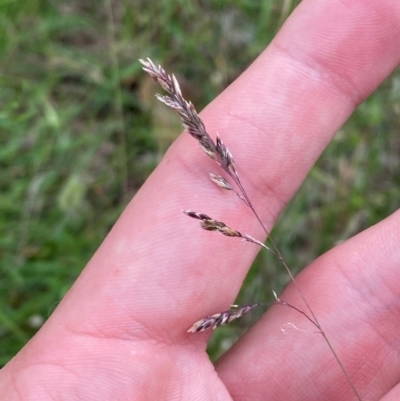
[1,0,400,399]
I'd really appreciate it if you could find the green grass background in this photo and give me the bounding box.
[1,0,399,365]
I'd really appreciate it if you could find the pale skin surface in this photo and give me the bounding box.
[2,0,400,400]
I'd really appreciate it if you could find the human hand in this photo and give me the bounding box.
[1,0,400,400]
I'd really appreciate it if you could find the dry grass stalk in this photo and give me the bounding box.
[140,58,363,401]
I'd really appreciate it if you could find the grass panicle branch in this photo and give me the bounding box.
[141,58,363,401]
[188,304,263,333]
[188,294,323,334]
[139,58,241,183]
[182,210,274,251]
[139,58,215,158]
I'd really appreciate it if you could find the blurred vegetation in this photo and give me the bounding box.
[0,0,399,365]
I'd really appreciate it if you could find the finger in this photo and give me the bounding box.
[216,209,400,401]
[380,384,400,401]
